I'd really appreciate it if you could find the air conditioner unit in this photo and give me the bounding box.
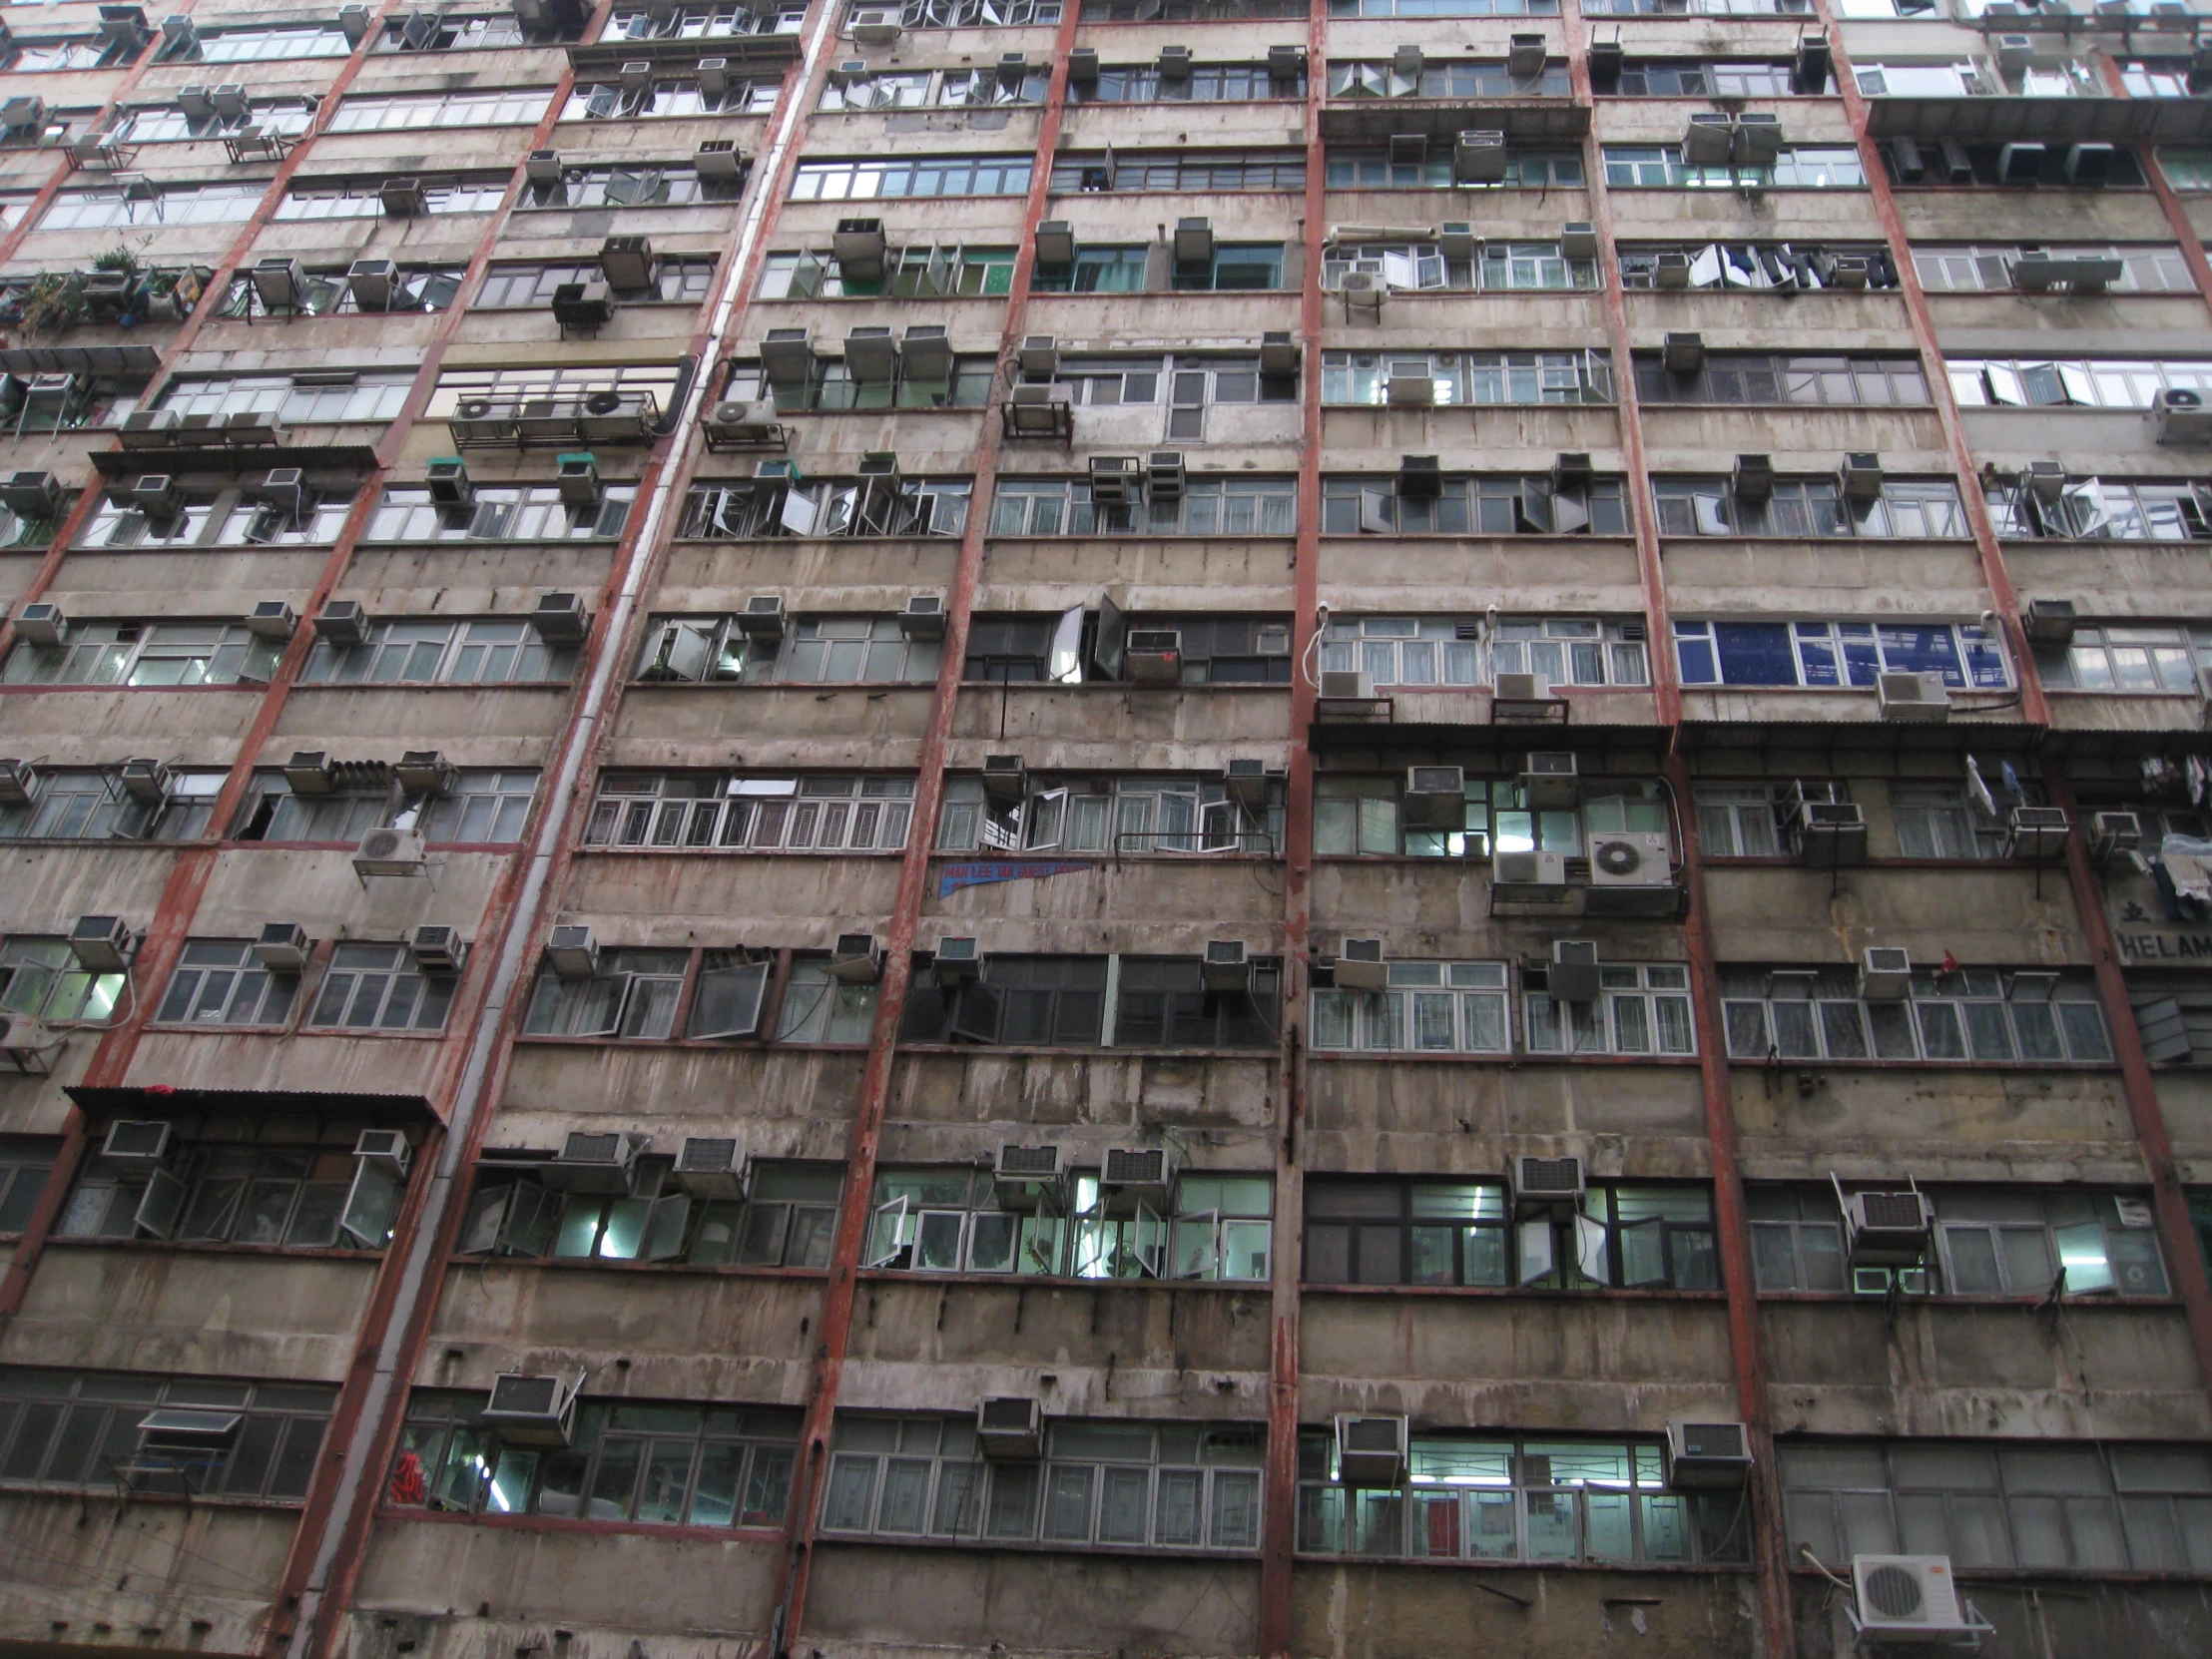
[1493,849,1567,887]
[2155,387,2212,444]
[2022,597,2076,644]
[1842,1188,1933,1266]
[546,923,598,979]
[1734,112,1782,164]
[407,923,465,974]
[482,1373,581,1446]
[617,59,652,94]
[673,1136,746,1198]
[2064,142,2113,186]
[694,138,742,183]
[525,148,562,186]
[1485,671,1549,708]
[380,177,427,217]
[0,760,34,805]
[525,591,587,645]
[1547,939,1601,1003]
[309,601,368,650]
[1859,947,1913,1001]
[1558,221,1598,261]
[992,1143,1063,1210]
[1089,456,1142,507]
[1453,129,1507,184]
[1552,452,1593,489]
[1146,451,1185,503]
[1385,374,1434,408]
[759,326,817,382]
[848,6,901,43]
[1173,216,1213,264]
[1850,1556,1980,1644]
[1518,752,1579,809]
[1838,452,1883,500]
[1513,1153,1585,1214]
[594,235,653,292]
[1732,453,1773,503]
[251,258,304,310]
[1828,257,1871,289]
[70,914,133,972]
[2088,811,2141,855]
[832,216,886,275]
[426,456,472,506]
[353,827,427,877]
[1320,669,1377,701]
[934,936,981,984]
[249,920,309,971]
[0,95,46,134]
[551,280,616,329]
[14,602,64,645]
[1033,218,1077,267]
[1665,1420,1752,1487]
[1589,831,1672,887]
[1507,31,1545,75]
[554,452,602,509]
[114,758,167,806]
[101,1119,173,1173]
[1397,454,1441,499]
[1683,112,1736,165]
[1100,1146,1175,1211]
[2006,806,2069,858]
[1223,758,1281,809]
[705,401,777,445]
[1401,765,1465,830]
[826,930,881,985]
[1157,43,1192,79]
[976,1396,1042,1459]
[1333,1413,1407,1485]
[1663,331,1704,374]
[544,1129,645,1194]
[901,324,952,383]
[126,475,180,517]
[1202,939,1251,990]
[1793,799,1869,865]
[395,751,454,795]
[1877,671,1949,722]
[1341,272,1386,310]
[736,594,787,642]
[0,471,60,521]
[843,324,898,385]
[1110,628,1179,685]
[1259,330,1300,375]
[353,1128,411,1180]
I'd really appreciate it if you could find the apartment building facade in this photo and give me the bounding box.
[0,0,2206,1654]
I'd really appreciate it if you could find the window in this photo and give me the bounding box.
[1611,59,1805,95]
[477,259,716,307]
[1655,477,1968,539]
[676,477,969,539]
[180,23,354,59]
[1748,1187,1849,1292]
[1603,145,1866,188]
[823,1415,1263,1550]
[0,1146,51,1234]
[1322,474,1629,535]
[937,774,1282,853]
[792,156,1033,201]
[230,769,531,845]
[0,368,143,437]
[988,477,1298,537]
[1936,1189,2167,1298]
[903,0,1061,20]
[1639,352,1930,406]
[758,245,1016,299]
[1891,142,2146,188]
[585,773,914,851]
[1329,0,1557,15]
[1526,966,1697,1056]
[522,165,743,209]
[1783,1439,2212,1570]
[0,938,124,1024]
[864,1166,1271,1281]
[722,352,995,411]
[325,88,551,131]
[1299,1431,1747,1563]
[1322,350,1611,404]
[420,772,538,842]
[37,183,266,232]
[1891,786,2012,859]
[275,176,509,220]
[1173,243,1286,291]
[819,65,1049,109]
[306,944,457,1032]
[606,3,806,38]
[2161,148,2212,189]
[1052,150,1307,192]
[2126,62,2202,97]
[1324,150,1581,189]
[1317,775,1667,861]
[1313,962,1510,1054]
[5,40,118,73]
[0,768,223,842]
[300,620,576,686]
[1719,966,2112,1063]
[59,1126,406,1252]
[157,370,412,427]
[524,948,694,1039]
[1985,477,2212,542]
[777,957,880,1043]
[2038,624,2212,692]
[1618,242,1900,291]
[1673,621,2010,690]
[1114,957,1281,1048]
[898,955,1108,1046]
[1321,616,1648,689]
[563,76,778,118]
[1079,63,1303,102]
[220,264,466,317]
[1329,58,1566,97]
[105,99,317,145]
[155,941,297,1027]
[1031,247,1146,293]
[1914,245,2195,294]
[1954,356,2212,411]
[4,622,281,687]
[364,484,635,543]
[0,1370,334,1500]
[778,618,939,684]
[1696,782,1836,857]
[458,1159,840,1268]
[395,1391,799,1526]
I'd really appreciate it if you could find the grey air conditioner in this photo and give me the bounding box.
[1223,758,1282,809]
[533,591,589,644]
[1173,217,1213,264]
[833,216,887,274]
[599,235,654,290]
[1877,672,1949,722]
[2006,806,2070,859]
[395,751,454,795]
[1792,799,1868,865]
[673,1137,746,1198]
[118,758,167,805]
[248,600,296,639]
[2155,387,2212,444]
[481,1373,581,1446]
[69,914,133,972]
[2088,811,2141,856]
[1732,453,1773,503]
[993,1143,1063,1210]
[254,921,310,971]
[0,760,34,806]
[0,471,60,521]
[934,936,981,984]
[2022,597,2076,645]
[1261,330,1300,374]
[380,178,427,217]
[1100,1146,1176,1212]
[1125,629,1183,685]
[353,1128,411,1180]
[1664,1420,1752,1487]
[695,139,743,182]
[1513,1153,1585,1215]
[1838,452,1884,500]
[1402,765,1465,830]
[284,751,336,795]
[1201,939,1251,991]
[976,1396,1042,1459]
[1453,129,1507,184]
[426,457,473,506]
[546,924,598,980]
[1842,1187,1933,1267]
[1033,223,1076,268]
[1547,940,1601,1004]
[543,1130,646,1195]
[981,754,1025,805]
[1519,751,1579,809]
[408,923,465,973]
[14,602,64,645]
[1319,669,1376,700]
[1334,1413,1408,1485]
[1663,331,1704,374]
[1334,937,1387,992]
[830,931,883,984]
[899,593,946,642]
[737,595,787,641]
[556,452,601,508]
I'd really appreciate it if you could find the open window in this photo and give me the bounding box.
[134,1167,187,1239]
[339,1160,401,1248]
[691,958,769,1038]
[948,979,1005,1044]
[457,1182,558,1256]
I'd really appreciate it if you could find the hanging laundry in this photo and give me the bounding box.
[2000,760,2023,803]
[1963,755,1995,817]
[2189,754,2210,807]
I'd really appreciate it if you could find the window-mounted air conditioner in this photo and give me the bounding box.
[673,1136,745,1199]
[981,754,1025,806]
[532,591,588,644]
[1877,671,1949,722]
[482,1372,581,1446]
[695,139,743,183]
[1401,766,1465,830]
[543,1130,646,1195]
[1100,1146,1176,1211]
[832,216,886,273]
[1492,672,1551,705]
[1518,751,1579,809]
[408,923,465,974]
[1397,454,1441,499]
[284,750,336,796]
[1683,112,1735,165]
[1333,1413,1407,1485]
[1493,849,1567,887]
[70,914,133,972]
[1089,456,1142,507]
[1731,452,1772,504]
[898,593,946,643]
[1838,451,1883,501]
[546,923,598,980]
[1453,128,1507,184]
[395,751,454,796]
[247,599,296,640]
[1147,451,1185,502]
[2022,597,2075,645]
[1124,629,1183,685]
[1547,939,1600,1003]
[1665,1420,1753,1487]
[1507,32,1545,76]
[737,594,787,642]
[2006,806,2070,859]
[379,177,427,217]
[355,827,426,877]
[1512,1153,1584,1215]
[1173,216,1213,264]
[102,1119,173,1173]
[117,758,168,805]
[1223,758,1282,809]
[0,760,33,807]
[353,1128,412,1180]
[1260,330,1300,375]
[1157,43,1192,80]
[254,920,310,971]
[976,1396,1042,1459]
[1662,331,1704,375]
[1842,1187,1933,1267]
[550,280,616,329]
[1792,798,1868,866]
[1859,947,1913,1001]
[934,936,981,984]
[1,471,60,522]
[830,931,882,984]
[1033,222,1076,269]
[2088,811,2141,856]
[848,6,901,44]
[1201,939,1251,991]
[993,1143,1063,1210]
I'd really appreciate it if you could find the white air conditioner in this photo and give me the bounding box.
[353,1128,411,1180]
[1402,765,1465,830]
[737,594,787,641]
[117,758,168,805]
[0,760,33,806]
[2006,806,2069,859]
[482,1373,581,1446]
[976,1395,1042,1459]
[2088,811,2141,855]
[69,914,133,972]
[254,921,310,971]
[830,930,882,984]
[1334,937,1388,992]
[1493,849,1567,887]
[993,1143,1063,1210]
[354,827,427,877]
[1493,672,1551,704]
[1589,831,1672,887]
[1859,947,1913,1001]
[1513,1153,1584,1214]
[1664,1420,1753,1487]
[673,1136,745,1198]
[706,401,778,443]
[1333,1413,1407,1485]
[546,924,597,979]
[1100,1146,1176,1212]
[408,923,465,973]
[1842,1188,1933,1266]
[1089,456,1142,507]
[934,936,981,983]
[2154,387,2212,445]
[1201,939,1251,991]
[1519,751,1579,808]
[1850,1556,1980,1643]
[1340,272,1386,310]
[1877,671,1949,722]
[848,5,901,42]
[247,599,296,639]
[543,1129,646,1195]
[101,1119,173,1173]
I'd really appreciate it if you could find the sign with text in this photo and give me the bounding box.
[2109,896,2212,966]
